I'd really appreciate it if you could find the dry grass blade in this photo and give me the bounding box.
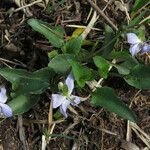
[126,90,141,142]
[13,0,43,13]
[41,98,55,150]
[121,140,140,150]
[23,119,64,124]
[0,58,27,67]
[130,122,150,148]
[126,121,132,142]
[66,24,101,31]
[18,116,29,150]
[81,11,98,40]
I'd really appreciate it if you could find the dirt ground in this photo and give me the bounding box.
[0,0,149,150]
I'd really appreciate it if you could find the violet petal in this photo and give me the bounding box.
[129,43,141,56]
[0,88,7,103]
[142,44,150,53]
[70,95,80,106]
[59,100,70,118]
[65,74,74,95]
[0,103,12,117]
[52,94,65,108]
[127,33,141,45]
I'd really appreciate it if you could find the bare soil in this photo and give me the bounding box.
[0,1,149,150]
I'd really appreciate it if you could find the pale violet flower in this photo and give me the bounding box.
[52,74,80,118]
[127,33,150,56]
[0,86,12,117]
[142,43,150,53]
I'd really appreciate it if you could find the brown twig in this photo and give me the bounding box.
[86,0,118,31]
[0,57,27,67]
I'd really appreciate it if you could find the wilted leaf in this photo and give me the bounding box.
[121,140,140,150]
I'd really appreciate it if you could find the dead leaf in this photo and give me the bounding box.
[121,140,140,150]
[114,1,129,12]
[5,43,21,53]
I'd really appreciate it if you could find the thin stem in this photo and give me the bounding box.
[84,31,121,61]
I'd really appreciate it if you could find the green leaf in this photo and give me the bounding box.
[63,36,82,55]
[128,10,147,28]
[8,94,40,115]
[77,49,90,61]
[28,19,64,48]
[93,56,110,78]
[101,25,115,58]
[124,65,150,89]
[48,50,58,59]
[0,67,54,94]
[112,57,139,75]
[92,87,137,122]
[109,51,131,61]
[70,60,94,87]
[131,0,149,12]
[0,68,30,83]
[113,64,130,75]
[53,110,62,120]
[137,25,146,41]
[118,57,139,71]
[48,54,74,74]
[32,67,55,82]
[14,78,49,95]
[71,28,84,37]
[108,52,139,75]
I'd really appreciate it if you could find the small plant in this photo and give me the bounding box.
[0,0,149,125]
[52,74,80,118]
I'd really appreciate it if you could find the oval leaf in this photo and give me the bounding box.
[48,54,74,74]
[124,65,150,89]
[92,87,137,122]
[63,36,82,55]
[28,19,64,48]
[0,67,54,94]
[8,95,40,115]
[93,56,110,78]
[14,78,49,95]
[70,60,94,87]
